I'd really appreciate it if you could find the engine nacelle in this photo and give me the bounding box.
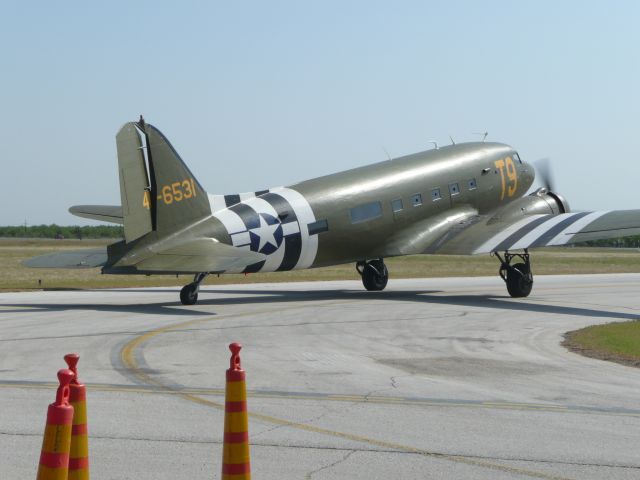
[488,188,570,224]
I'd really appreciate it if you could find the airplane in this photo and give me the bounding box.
[26,117,640,305]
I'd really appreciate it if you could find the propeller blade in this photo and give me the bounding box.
[535,157,555,192]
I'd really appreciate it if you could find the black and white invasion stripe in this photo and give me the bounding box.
[212,187,318,273]
[474,211,610,253]
[208,190,272,213]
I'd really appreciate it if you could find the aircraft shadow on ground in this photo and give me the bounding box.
[0,301,207,317]
[194,288,640,321]
[3,287,639,321]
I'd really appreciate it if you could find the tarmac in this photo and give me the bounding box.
[1,274,640,479]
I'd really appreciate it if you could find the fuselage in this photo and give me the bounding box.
[202,142,534,273]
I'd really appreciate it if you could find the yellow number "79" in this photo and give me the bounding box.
[494,157,518,200]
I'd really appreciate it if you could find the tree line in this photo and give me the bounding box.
[578,237,640,248]
[1,224,640,247]
[0,225,123,239]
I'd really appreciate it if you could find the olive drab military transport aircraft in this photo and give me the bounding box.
[25,118,640,305]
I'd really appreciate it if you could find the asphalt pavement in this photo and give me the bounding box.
[1,274,640,479]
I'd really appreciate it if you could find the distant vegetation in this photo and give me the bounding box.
[0,225,123,239]
[1,224,639,246]
[578,237,640,248]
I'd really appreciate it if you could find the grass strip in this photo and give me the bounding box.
[563,321,640,368]
[2,238,640,291]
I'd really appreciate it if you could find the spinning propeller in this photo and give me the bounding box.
[533,157,569,213]
[535,157,555,192]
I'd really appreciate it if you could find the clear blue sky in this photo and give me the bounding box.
[2,1,639,225]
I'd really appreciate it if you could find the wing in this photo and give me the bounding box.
[422,210,640,255]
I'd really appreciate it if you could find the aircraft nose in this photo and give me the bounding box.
[521,161,535,190]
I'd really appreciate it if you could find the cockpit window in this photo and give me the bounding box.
[514,153,522,164]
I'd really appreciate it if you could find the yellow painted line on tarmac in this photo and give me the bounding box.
[0,382,58,390]
[119,317,577,480]
[0,381,591,416]
[326,394,366,402]
[0,305,39,310]
[0,381,630,418]
[482,402,567,411]
[120,316,222,390]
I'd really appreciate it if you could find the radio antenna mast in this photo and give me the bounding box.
[473,131,489,142]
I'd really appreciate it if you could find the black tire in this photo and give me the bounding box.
[180,283,199,305]
[506,263,533,298]
[362,261,389,291]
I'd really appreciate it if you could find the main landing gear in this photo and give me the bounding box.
[495,250,533,298]
[356,258,389,291]
[180,272,209,305]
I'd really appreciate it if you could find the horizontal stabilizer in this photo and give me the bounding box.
[23,248,108,268]
[69,205,124,224]
[137,238,265,273]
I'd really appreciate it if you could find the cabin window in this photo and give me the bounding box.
[431,188,441,201]
[350,201,383,223]
[514,153,522,164]
[391,198,403,212]
[449,183,460,195]
[410,193,423,207]
[468,178,477,190]
[308,219,329,235]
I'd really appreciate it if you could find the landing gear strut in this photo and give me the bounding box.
[180,272,209,305]
[356,258,389,291]
[495,250,533,298]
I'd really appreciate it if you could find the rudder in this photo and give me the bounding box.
[116,122,153,242]
[141,120,211,233]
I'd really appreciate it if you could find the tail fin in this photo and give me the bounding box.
[116,119,211,242]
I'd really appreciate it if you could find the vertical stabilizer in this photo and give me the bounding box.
[116,119,211,241]
[116,122,153,242]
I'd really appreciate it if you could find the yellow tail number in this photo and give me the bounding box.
[143,190,151,209]
[494,157,518,200]
[148,178,197,206]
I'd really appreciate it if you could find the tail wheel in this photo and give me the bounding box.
[179,272,208,305]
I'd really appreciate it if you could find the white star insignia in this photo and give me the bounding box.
[250,214,280,252]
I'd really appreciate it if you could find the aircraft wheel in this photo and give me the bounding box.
[506,263,533,298]
[362,260,389,291]
[180,283,199,305]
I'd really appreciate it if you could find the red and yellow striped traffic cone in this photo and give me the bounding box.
[221,343,251,480]
[36,369,74,480]
[64,353,90,480]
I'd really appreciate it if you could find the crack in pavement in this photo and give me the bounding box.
[251,405,335,440]
[305,450,356,479]
[3,431,639,471]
